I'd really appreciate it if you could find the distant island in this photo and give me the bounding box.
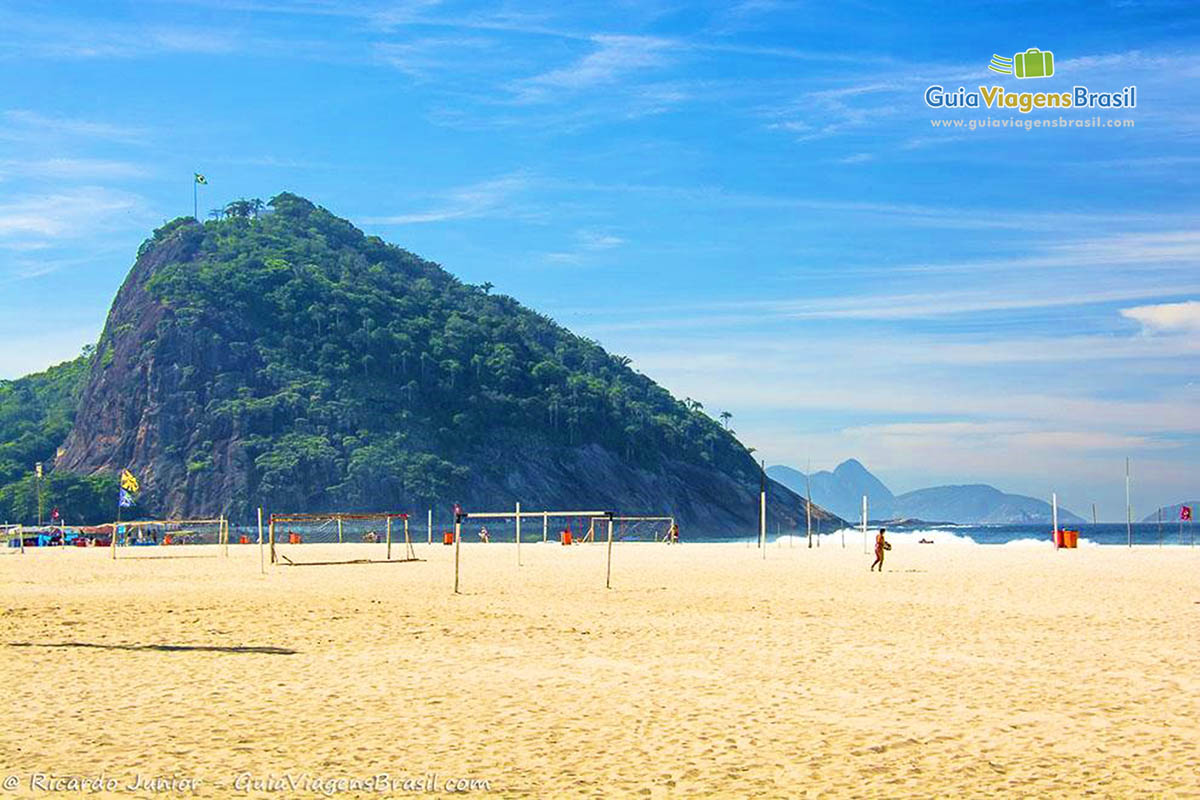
[768,459,1085,525]
[1140,502,1198,523]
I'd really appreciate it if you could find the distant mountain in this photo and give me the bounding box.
[892,484,1084,525]
[1141,502,1199,523]
[768,460,1084,524]
[767,460,894,520]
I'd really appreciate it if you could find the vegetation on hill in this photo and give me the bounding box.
[56,193,769,522]
[0,354,115,523]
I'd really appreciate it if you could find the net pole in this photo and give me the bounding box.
[760,491,766,559]
[404,516,412,560]
[1052,492,1059,547]
[862,496,869,555]
[605,514,614,589]
[516,501,522,567]
[337,517,343,544]
[269,519,276,564]
[454,515,462,594]
[543,512,548,543]
[427,508,432,546]
[257,507,264,575]
[387,517,392,560]
[222,515,229,557]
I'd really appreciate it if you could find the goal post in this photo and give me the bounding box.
[267,512,417,566]
[460,509,612,545]
[109,517,229,559]
[452,508,615,593]
[583,515,676,543]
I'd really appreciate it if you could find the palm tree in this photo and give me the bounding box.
[684,397,703,412]
[480,281,494,294]
[720,411,732,430]
[224,199,254,218]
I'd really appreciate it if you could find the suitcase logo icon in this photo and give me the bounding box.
[989,48,1055,79]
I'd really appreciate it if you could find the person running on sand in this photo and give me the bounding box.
[478,526,490,543]
[870,528,891,571]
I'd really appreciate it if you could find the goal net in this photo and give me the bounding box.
[269,512,416,565]
[459,510,613,544]
[582,516,677,543]
[111,518,228,558]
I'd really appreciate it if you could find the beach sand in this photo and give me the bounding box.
[2,539,1197,798]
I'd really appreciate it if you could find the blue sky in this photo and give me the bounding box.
[2,0,1198,518]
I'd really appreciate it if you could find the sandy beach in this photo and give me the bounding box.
[2,539,1198,798]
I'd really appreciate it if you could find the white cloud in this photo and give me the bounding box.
[1,110,148,144]
[578,230,624,251]
[0,186,148,241]
[1121,300,1200,334]
[0,158,150,180]
[513,35,675,102]
[362,174,533,225]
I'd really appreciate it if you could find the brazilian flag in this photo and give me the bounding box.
[194,173,207,185]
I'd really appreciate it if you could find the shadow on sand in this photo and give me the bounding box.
[8,641,296,655]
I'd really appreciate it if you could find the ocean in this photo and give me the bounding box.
[764,521,1197,548]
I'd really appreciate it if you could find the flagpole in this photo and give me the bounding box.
[113,481,121,560]
[1125,457,1132,548]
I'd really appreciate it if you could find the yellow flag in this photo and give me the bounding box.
[120,469,139,493]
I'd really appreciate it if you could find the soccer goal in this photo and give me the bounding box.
[582,515,677,544]
[268,512,417,566]
[110,517,229,559]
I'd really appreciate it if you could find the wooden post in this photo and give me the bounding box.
[605,513,614,589]
[337,517,343,544]
[257,507,264,575]
[1052,492,1058,547]
[427,508,432,546]
[806,471,813,549]
[861,496,869,555]
[760,490,766,559]
[1126,457,1132,548]
[404,516,412,560]
[269,518,275,564]
[386,516,392,561]
[454,516,462,595]
[516,501,522,567]
[222,515,229,558]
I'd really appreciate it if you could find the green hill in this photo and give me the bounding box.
[0,355,115,523]
[52,193,839,534]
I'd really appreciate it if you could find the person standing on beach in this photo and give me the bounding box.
[870,528,891,572]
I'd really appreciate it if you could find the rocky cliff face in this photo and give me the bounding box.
[57,197,843,535]
[57,223,260,516]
